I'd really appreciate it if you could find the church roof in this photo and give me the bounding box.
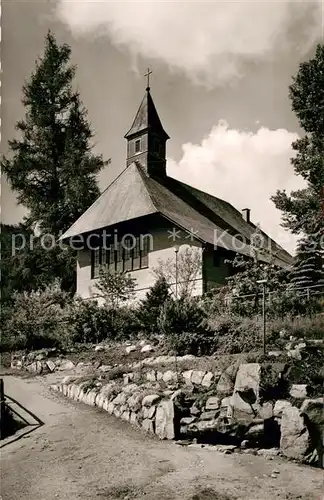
[60,162,293,268]
[124,88,169,140]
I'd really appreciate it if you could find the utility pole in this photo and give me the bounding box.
[257,279,267,356]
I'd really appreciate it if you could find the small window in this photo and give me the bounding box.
[135,139,141,153]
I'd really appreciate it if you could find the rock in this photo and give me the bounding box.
[89,390,99,406]
[57,360,75,371]
[122,383,139,394]
[180,416,197,425]
[130,412,139,426]
[142,418,154,433]
[300,398,324,428]
[205,397,220,411]
[75,362,94,375]
[201,372,214,388]
[300,397,324,467]
[200,410,219,420]
[287,349,302,361]
[234,363,261,398]
[35,353,46,361]
[289,384,308,399]
[273,400,292,418]
[121,410,130,422]
[98,365,112,373]
[27,361,43,375]
[127,393,143,412]
[112,392,127,405]
[94,345,106,352]
[107,402,115,414]
[190,405,200,416]
[267,351,282,357]
[191,371,206,386]
[189,419,219,433]
[46,360,56,372]
[146,370,156,382]
[125,345,137,354]
[214,444,237,453]
[142,394,161,407]
[114,407,122,418]
[143,405,156,420]
[216,372,234,396]
[141,344,155,353]
[280,406,311,460]
[257,448,280,458]
[240,440,249,448]
[155,400,175,440]
[163,370,178,384]
[245,423,264,438]
[182,370,193,385]
[123,373,134,384]
[258,402,273,420]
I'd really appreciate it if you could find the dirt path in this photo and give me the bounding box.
[1,375,323,500]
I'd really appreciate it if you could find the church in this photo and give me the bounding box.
[60,80,293,302]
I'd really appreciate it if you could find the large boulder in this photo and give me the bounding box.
[300,398,324,467]
[280,405,311,460]
[216,372,235,396]
[57,359,75,371]
[228,363,261,423]
[155,400,175,440]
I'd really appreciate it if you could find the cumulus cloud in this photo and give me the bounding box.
[56,0,321,86]
[167,121,305,254]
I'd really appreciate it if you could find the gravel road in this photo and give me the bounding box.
[1,375,323,500]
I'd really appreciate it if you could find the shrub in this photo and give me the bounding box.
[1,281,73,351]
[166,330,217,356]
[157,297,205,335]
[69,298,141,343]
[138,277,170,333]
[95,268,136,308]
[205,314,263,354]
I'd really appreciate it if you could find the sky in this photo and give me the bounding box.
[1,0,323,255]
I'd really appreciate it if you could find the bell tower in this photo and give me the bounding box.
[124,69,170,178]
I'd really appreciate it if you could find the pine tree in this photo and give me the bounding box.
[272,44,324,285]
[289,233,324,289]
[2,31,105,292]
[2,31,104,235]
[139,277,170,333]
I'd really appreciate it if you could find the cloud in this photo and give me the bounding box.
[167,121,304,254]
[56,0,321,86]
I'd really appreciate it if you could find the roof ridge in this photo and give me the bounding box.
[134,162,161,213]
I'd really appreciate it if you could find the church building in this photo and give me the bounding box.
[60,81,293,302]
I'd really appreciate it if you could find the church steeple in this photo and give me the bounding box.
[124,71,169,178]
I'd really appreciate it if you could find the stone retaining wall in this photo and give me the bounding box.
[10,346,324,468]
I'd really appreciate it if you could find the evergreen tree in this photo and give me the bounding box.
[272,44,324,285]
[2,32,105,292]
[138,277,170,333]
[289,233,324,289]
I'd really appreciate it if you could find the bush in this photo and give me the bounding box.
[157,297,205,335]
[69,298,141,343]
[138,277,170,333]
[205,314,264,354]
[1,281,73,351]
[166,330,217,356]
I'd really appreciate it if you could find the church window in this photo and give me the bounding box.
[91,234,149,278]
[135,139,141,153]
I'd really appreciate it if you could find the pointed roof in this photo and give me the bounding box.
[60,162,293,268]
[60,163,157,239]
[124,88,169,140]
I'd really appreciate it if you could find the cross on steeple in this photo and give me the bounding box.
[144,67,152,91]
